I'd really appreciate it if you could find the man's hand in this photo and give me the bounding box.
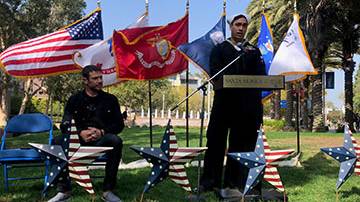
[88,127,102,141]
[79,129,94,142]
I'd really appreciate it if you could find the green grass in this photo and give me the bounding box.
[1,127,360,201]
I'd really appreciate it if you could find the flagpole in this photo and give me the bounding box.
[295,83,301,154]
[97,0,101,8]
[223,0,226,15]
[293,0,301,155]
[185,0,190,148]
[145,0,153,147]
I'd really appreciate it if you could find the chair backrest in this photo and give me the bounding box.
[1,113,53,150]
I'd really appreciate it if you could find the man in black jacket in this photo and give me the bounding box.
[200,14,266,197]
[49,65,124,202]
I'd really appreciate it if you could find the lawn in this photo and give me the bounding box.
[0,126,360,202]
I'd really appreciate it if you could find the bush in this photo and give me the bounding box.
[263,119,285,131]
[10,96,64,116]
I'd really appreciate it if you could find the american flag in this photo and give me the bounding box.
[0,8,103,77]
[227,127,293,195]
[321,124,360,190]
[29,120,112,195]
[131,120,207,193]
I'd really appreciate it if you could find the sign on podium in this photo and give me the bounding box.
[213,75,285,90]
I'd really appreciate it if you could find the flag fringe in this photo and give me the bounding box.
[115,13,188,46]
[60,8,102,31]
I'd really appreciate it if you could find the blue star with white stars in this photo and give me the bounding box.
[321,124,359,190]
[228,129,267,196]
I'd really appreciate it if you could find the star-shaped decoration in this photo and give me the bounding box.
[131,120,207,193]
[228,126,294,195]
[321,124,360,190]
[30,120,112,194]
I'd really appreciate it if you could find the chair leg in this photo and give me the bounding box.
[43,161,49,197]
[3,163,8,192]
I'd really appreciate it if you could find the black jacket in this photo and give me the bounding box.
[62,90,124,135]
[210,40,266,122]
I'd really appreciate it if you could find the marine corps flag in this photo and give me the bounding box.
[113,14,188,80]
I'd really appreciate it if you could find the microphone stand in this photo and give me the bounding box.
[171,53,243,112]
[170,53,244,201]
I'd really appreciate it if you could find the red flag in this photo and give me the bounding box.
[113,14,188,80]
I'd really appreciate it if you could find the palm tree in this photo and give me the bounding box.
[332,1,360,131]
[301,0,338,131]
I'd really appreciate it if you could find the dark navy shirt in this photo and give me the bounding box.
[210,40,266,124]
[62,90,124,135]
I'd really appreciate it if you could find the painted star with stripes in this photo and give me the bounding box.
[321,124,360,190]
[131,120,207,193]
[228,126,294,196]
[30,120,112,194]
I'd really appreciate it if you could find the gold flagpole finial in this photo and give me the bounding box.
[262,0,265,12]
[223,0,226,15]
[97,0,101,8]
[145,0,149,14]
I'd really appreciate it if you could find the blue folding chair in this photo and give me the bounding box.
[0,113,53,192]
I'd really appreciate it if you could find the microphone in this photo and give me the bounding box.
[236,42,244,52]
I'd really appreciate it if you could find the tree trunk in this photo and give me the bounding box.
[311,48,328,132]
[301,79,311,131]
[274,90,281,120]
[270,95,275,119]
[311,72,326,131]
[344,56,355,131]
[45,92,52,115]
[285,83,294,130]
[0,75,11,127]
[18,79,32,115]
[344,66,354,130]
[0,103,7,127]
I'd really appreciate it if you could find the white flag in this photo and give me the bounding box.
[73,13,149,86]
[269,14,317,82]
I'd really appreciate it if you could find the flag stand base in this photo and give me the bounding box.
[262,189,288,201]
[277,152,302,167]
[216,189,286,202]
[186,193,206,201]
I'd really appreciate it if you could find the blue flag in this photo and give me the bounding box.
[258,13,274,101]
[179,15,226,77]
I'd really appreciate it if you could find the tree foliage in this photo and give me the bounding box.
[354,64,360,114]
[0,0,86,120]
[110,80,172,111]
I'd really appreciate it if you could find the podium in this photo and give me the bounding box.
[213,75,285,90]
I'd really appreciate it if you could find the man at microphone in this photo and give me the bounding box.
[200,13,266,198]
